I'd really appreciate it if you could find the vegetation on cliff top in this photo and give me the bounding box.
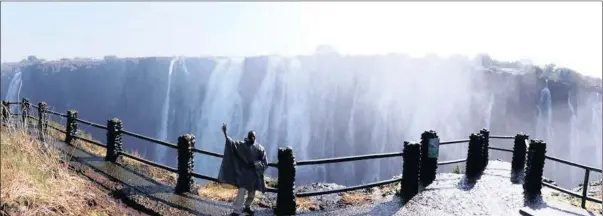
[0,122,139,216]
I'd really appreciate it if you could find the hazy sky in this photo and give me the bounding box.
[1,2,602,77]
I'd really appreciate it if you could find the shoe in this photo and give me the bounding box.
[243,207,254,216]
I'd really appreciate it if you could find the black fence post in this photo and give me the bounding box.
[420,130,439,187]
[37,102,48,141]
[1,101,9,123]
[479,129,490,171]
[523,139,546,202]
[402,141,421,202]
[65,110,78,144]
[465,133,484,181]
[176,134,195,193]
[511,133,529,183]
[275,147,296,216]
[581,169,590,208]
[105,118,123,162]
[21,98,30,128]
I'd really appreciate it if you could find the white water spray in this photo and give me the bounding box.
[5,71,23,113]
[157,58,178,162]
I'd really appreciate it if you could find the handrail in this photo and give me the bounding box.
[46,123,67,134]
[191,148,223,158]
[296,151,403,166]
[73,134,107,147]
[489,135,515,139]
[120,129,178,150]
[120,151,178,173]
[542,181,602,204]
[46,109,67,118]
[296,177,402,197]
[75,118,108,130]
[488,146,514,153]
[545,155,602,173]
[437,158,466,165]
[440,139,469,145]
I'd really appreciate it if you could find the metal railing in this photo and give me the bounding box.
[4,99,602,211]
[488,137,603,208]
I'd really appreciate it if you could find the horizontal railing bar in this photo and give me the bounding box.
[297,152,403,166]
[266,187,278,193]
[545,155,602,173]
[120,152,178,173]
[46,110,67,117]
[490,135,515,139]
[75,118,108,130]
[268,162,278,167]
[488,146,514,153]
[46,123,67,134]
[191,148,223,158]
[6,101,21,105]
[542,182,602,204]
[440,139,469,145]
[296,177,401,197]
[32,104,39,109]
[120,129,178,150]
[438,159,466,165]
[73,135,106,148]
[191,171,219,182]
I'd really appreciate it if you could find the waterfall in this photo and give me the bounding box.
[485,93,495,129]
[194,58,246,180]
[157,57,178,163]
[536,81,552,141]
[5,71,23,113]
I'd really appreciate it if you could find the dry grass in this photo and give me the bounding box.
[197,183,239,202]
[338,191,372,206]
[0,122,130,215]
[545,190,602,213]
[296,197,319,211]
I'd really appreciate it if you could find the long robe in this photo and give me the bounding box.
[217,136,268,192]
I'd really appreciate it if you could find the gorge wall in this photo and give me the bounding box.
[2,54,601,188]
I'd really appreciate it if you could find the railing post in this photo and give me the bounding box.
[105,118,123,162]
[420,130,439,187]
[402,141,421,202]
[581,169,590,209]
[1,101,9,122]
[523,139,546,202]
[175,134,195,194]
[37,102,48,141]
[511,133,529,183]
[465,133,484,181]
[21,98,30,128]
[479,129,490,171]
[275,147,296,216]
[65,110,78,144]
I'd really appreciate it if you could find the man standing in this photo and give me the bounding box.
[218,123,268,216]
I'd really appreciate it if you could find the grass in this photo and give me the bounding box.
[452,165,463,174]
[338,191,372,206]
[0,120,133,215]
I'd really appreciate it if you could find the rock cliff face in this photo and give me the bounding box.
[2,54,601,187]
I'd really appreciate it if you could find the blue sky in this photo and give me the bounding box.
[1,2,602,78]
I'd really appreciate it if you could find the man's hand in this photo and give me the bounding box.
[248,161,256,169]
[222,123,227,133]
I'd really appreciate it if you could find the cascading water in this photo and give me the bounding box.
[157,57,178,163]
[194,58,246,181]
[485,93,495,129]
[536,80,552,141]
[5,71,22,113]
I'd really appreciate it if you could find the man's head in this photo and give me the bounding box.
[246,130,256,144]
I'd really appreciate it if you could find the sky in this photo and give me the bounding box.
[1,2,602,78]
